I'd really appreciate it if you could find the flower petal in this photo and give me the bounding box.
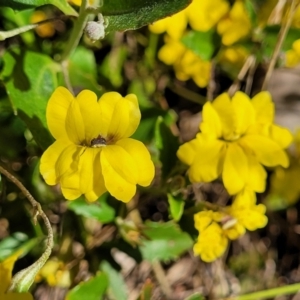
[60,171,81,200]
[240,135,289,167]
[246,153,267,192]
[232,91,255,134]
[40,139,72,185]
[271,124,293,149]
[177,137,199,166]
[116,138,154,187]
[101,145,137,202]
[212,93,235,138]
[200,102,222,138]
[188,136,225,182]
[251,91,274,124]
[46,87,73,140]
[223,143,248,194]
[76,90,102,144]
[65,97,85,145]
[98,92,141,140]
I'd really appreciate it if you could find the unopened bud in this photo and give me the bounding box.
[85,21,105,42]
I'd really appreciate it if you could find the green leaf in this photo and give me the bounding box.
[67,194,115,224]
[137,280,153,300]
[167,193,185,222]
[181,30,216,61]
[66,272,108,300]
[184,293,204,300]
[139,221,193,262]
[155,116,179,179]
[60,46,103,97]
[0,0,78,15]
[100,261,128,300]
[1,48,59,149]
[103,0,191,32]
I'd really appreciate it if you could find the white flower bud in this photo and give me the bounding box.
[85,20,105,42]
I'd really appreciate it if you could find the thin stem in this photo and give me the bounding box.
[0,165,53,292]
[59,0,90,62]
[152,261,172,298]
[262,0,298,90]
[0,16,75,41]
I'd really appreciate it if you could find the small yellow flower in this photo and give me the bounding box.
[30,11,55,38]
[0,252,33,299]
[35,259,71,288]
[149,10,187,40]
[177,91,292,195]
[217,1,251,45]
[193,189,267,262]
[158,36,211,88]
[186,0,229,32]
[40,87,155,202]
[285,39,300,67]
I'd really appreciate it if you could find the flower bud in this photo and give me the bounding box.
[84,21,105,42]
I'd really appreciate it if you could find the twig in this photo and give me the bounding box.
[0,165,53,292]
[262,0,298,90]
[152,261,172,298]
[0,15,76,41]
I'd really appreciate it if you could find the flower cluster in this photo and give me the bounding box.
[285,39,300,67]
[177,91,293,261]
[40,87,154,203]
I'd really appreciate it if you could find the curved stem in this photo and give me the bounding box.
[0,165,53,293]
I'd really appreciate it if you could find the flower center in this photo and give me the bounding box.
[90,135,107,148]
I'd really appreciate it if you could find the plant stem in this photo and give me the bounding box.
[0,165,53,292]
[59,0,90,62]
[262,0,298,90]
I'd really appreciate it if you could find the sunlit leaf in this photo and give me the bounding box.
[1,48,59,149]
[0,0,77,15]
[103,0,191,32]
[67,194,115,224]
[139,221,193,262]
[167,193,185,222]
[100,261,128,300]
[66,272,108,300]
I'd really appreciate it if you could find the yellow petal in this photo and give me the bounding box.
[200,102,222,138]
[98,92,141,140]
[56,144,82,180]
[246,154,267,193]
[188,137,225,182]
[116,138,154,187]
[232,91,255,134]
[84,150,107,202]
[270,125,293,149]
[177,137,199,166]
[240,135,289,167]
[101,145,137,202]
[65,97,85,145]
[46,87,73,140]
[60,171,82,200]
[251,91,274,124]
[76,90,102,144]
[40,139,72,185]
[212,93,235,138]
[223,143,248,194]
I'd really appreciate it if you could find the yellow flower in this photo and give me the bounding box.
[35,259,71,287]
[177,91,292,195]
[158,35,211,88]
[0,252,33,299]
[217,1,251,45]
[149,10,187,40]
[285,39,300,67]
[186,0,229,32]
[40,87,155,202]
[193,189,267,262]
[30,11,55,38]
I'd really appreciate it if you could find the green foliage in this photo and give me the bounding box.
[104,0,191,32]
[67,194,115,223]
[1,48,58,149]
[167,193,185,221]
[66,272,108,300]
[100,261,128,300]
[181,30,217,61]
[139,221,193,262]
